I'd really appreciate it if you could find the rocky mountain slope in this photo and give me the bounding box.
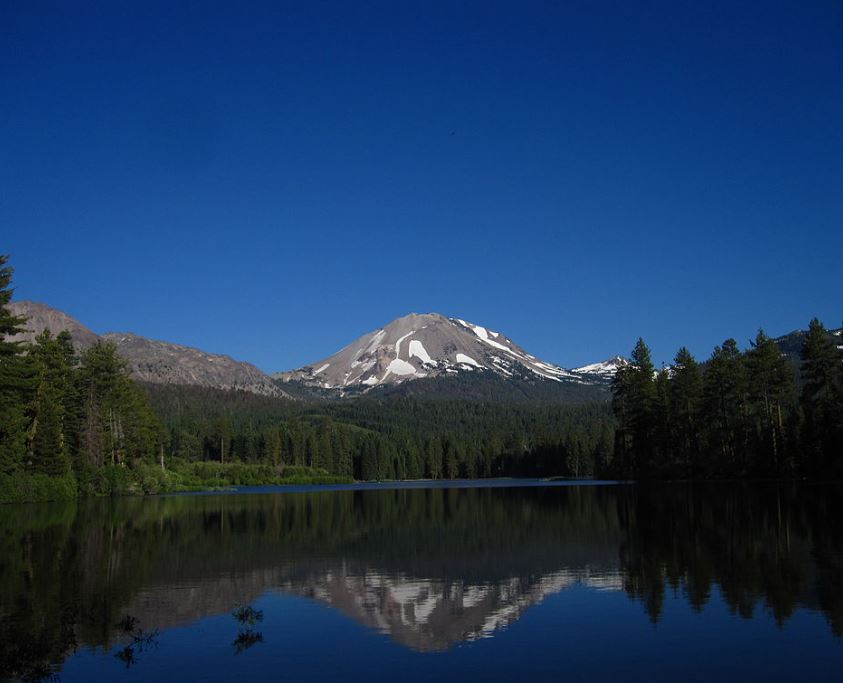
[5,300,100,351]
[7,301,285,397]
[276,312,625,393]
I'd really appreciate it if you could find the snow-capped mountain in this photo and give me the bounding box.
[571,356,630,379]
[275,313,623,391]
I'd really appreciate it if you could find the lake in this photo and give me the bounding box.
[1,480,842,681]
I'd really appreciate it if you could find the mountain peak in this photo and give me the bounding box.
[276,313,615,391]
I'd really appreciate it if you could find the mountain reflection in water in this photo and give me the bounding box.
[1,482,842,680]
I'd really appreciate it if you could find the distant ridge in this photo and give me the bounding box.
[7,301,286,398]
[9,300,825,404]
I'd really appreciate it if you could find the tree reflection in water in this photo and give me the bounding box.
[0,482,842,679]
[113,615,159,669]
[232,605,264,654]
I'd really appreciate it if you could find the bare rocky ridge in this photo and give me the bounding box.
[276,312,625,392]
[7,301,285,398]
[6,300,100,351]
[100,332,285,397]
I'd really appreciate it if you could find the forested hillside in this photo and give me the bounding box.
[145,384,615,481]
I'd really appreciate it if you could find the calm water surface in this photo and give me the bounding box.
[1,480,842,681]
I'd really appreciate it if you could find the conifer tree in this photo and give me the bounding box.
[28,331,74,475]
[0,255,32,473]
[425,438,442,479]
[801,319,839,399]
[745,330,795,474]
[626,338,656,475]
[702,339,748,474]
[670,347,702,477]
[611,363,633,475]
[800,318,841,475]
[76,341,159,468]
[645,367,668,474]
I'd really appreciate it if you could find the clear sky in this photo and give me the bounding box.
[2,1,841,372]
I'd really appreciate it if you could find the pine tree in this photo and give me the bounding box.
[702,339,748,474]
[624,338,656,476]
[802,319,838,401]
[0,255,33,473]
[670,347,702,477]
[317,419,334,470]
[745,330,795,475]
[611,364,633,475]
[799,318,841,476]
[425,437,442,479]
[76,341,160,467]
[651,367,672,475]
[0,255,25,343]
[334,428,352,476]
[445,438,459,479]
[28,331,74,475]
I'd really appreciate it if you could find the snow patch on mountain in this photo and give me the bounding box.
[468,323,523,356]
[386,358,417,377]
[366,330,386,353]
[409,340,433,364]
[394,331,414,359]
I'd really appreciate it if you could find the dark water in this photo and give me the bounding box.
[2,480,842,682]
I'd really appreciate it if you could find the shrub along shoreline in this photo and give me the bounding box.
[0,462,353,504]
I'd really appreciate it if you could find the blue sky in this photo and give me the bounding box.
[2,1,841,372]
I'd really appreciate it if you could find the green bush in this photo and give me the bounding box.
[0,460,355,505]
[75,464,141,497]
[130,462,175,495]
[169,460,281,487]
[0,471,77,504]
[160,460,353,488]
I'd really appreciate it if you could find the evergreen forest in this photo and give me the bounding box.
[1,253,841,502]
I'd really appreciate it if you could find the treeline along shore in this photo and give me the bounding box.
[611,321,843,479]
[1,253,841,502]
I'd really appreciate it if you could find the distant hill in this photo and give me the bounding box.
[773,325,843,362]
[7,301,286,398]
